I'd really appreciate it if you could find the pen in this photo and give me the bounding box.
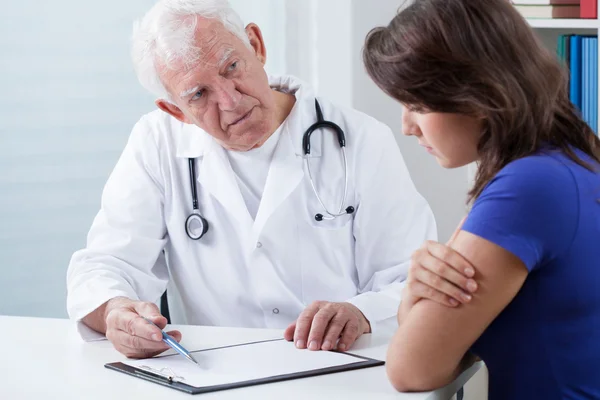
[142,317,200,367]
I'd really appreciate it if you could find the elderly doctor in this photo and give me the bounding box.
[66,0,438,359]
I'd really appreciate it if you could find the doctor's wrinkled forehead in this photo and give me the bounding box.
[130,0,252,100]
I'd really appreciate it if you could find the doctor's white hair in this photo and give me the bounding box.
[131,0,251,99]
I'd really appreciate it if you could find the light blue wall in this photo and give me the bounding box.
[0,1,286,318]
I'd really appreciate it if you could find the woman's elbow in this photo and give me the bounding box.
[386,363,433,392]
[386,352,454,392]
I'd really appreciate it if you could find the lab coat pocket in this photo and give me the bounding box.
[299,213,356,304]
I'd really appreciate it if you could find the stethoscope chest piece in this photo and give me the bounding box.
[185,158,209,240]
[186,212,209,240]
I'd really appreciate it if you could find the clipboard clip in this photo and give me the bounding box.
[136,365,185,383]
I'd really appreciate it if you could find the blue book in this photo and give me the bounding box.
[588,38,593,130]
[583,38,590,128]
[590,36,598,135]
[570,35,582,112]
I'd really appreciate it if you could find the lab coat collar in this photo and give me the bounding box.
[175,123,216,159]
[273,74,322,158]
[175,74,322,159]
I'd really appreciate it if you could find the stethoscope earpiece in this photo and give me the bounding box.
[315,206,354,222]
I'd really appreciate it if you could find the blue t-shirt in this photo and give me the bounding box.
[463,148,600,400]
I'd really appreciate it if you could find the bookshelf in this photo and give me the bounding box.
[527,18,599,29]
[525,0,599,132]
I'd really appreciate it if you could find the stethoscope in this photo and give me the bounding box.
[185,158,209,240]
[184,98,354,240]
[303,99,355,222]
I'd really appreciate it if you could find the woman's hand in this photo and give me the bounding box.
[399,218,479,323]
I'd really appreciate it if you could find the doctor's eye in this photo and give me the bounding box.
[191,89,205,101]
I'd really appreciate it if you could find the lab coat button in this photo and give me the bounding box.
[256,242,263,248]
[272,308,279,314]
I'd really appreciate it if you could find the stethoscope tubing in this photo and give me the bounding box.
[305,146,350,220]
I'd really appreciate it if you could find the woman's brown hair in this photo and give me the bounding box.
[363,0,600,202]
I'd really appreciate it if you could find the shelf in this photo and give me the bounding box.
[527,18,599,29]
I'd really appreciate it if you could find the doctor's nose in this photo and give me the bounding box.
[215,78,242,111]
[401,108,421,137]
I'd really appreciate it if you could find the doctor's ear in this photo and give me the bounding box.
[156,99,193,124]
[245,23,267,65]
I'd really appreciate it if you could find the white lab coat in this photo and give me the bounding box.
[66,75,436,338]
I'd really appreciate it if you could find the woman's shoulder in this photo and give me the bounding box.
[484,149,591,199]
[500,150,578,179]
[466,149,590,270]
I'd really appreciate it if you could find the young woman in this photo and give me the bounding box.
[363,0,600,399]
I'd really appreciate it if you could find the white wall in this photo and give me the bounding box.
[229,0,287,77]
[0,0,156,317]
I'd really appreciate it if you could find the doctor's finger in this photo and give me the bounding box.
[338,320,361,351]
[424,240,476,278]
[109,309,163,342]
[110,328,170,353]
[414,267,472,305]
[165,330,183,343]
[114,341,170,360]
[132,301,168,328]
[293,303,322,349]
[306,306,338,351]
[284,322,296,342]
[320,313,348,351]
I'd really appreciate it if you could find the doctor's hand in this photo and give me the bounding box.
[103,297,182,359]
[284,301,370,352]
[399,218,478,322]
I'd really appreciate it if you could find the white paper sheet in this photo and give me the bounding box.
[123,339,372,388]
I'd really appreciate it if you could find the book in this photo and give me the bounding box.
[592,37,598,134]
[581,0,598,18]
[582,37,591,127]
[557,34,598,133]
[570,35,583,111]
[558,34,565,62]
[515,5,581,18]
[565,34,572,70]
[512,0,579,4]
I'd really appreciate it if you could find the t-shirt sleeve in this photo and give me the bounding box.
[462,155,580,272]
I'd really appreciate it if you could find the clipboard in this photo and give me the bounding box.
[105,338,384,395]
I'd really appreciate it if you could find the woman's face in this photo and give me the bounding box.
[401,106,483,168]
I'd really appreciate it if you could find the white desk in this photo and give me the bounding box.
[0,316,482,400]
